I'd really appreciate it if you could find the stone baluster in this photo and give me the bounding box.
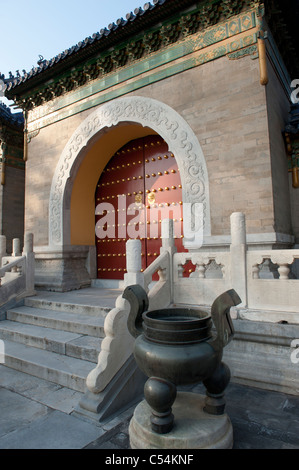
[197,262,206,279]
[277,264,290,280]
[16,265,22,276]
[190,256,209,279]
[271,252,294,281]
[252,263,260,279]
[190,255,206,279]
[177,263,184,278]
[220,264,226,279]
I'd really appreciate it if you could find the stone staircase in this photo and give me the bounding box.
[0,290,115,393]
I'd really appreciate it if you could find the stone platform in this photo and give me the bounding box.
[129,392,233,449]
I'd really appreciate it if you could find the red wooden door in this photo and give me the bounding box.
[95,135,186,280]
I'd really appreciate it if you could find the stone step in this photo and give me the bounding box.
[0,320,102,363]
[7,306,105,338]
[3,340,95,392]
[24,291,116,317]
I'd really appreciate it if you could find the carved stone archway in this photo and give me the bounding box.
[49,96,211,247]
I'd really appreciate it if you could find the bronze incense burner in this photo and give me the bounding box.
[123,286,241,434]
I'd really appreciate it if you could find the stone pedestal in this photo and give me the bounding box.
[34,245,94,292]
[129,392,233,449]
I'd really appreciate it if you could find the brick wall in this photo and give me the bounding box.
[129,54,274,237]
[24,111,90,245]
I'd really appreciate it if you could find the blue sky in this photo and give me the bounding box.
[1,0,143,107]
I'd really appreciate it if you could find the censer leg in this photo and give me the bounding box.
[144,377,177,434]
[203,362,231,415]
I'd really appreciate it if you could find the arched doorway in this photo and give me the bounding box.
[95,135,187,279]
[49,96,211,250]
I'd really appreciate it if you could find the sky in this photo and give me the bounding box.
[0,0,143,108]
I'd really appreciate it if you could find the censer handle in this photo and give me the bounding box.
[123,284,149,338]
[209,289,241,353]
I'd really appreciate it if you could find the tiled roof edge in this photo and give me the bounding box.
[3,0,172,92]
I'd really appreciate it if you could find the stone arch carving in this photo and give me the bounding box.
[49,96,211,246]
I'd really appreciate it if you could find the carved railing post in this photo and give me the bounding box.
[12,238,21,257]
[0,235,6,263]
[124,239,144,288]
[230,212,247,307]
[161,219,175,253]
[12,238,21,272]
[84,242,146,399]
[22,233,35,296]
[161,219,176,301]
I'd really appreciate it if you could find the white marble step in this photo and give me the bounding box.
[7,306,105,337]
[3,340,95,392]
[24,289,120,317]
[0,320,101,363]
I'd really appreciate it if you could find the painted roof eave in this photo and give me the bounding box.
[5,0,199,99]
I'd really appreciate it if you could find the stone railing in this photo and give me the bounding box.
[0,233,35,310]
[172,213,299,320]
[85,220,173,396]
[82,213,299,417]
[172,212,247,309]
[246,249,299,319]
[172,251,231,307]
